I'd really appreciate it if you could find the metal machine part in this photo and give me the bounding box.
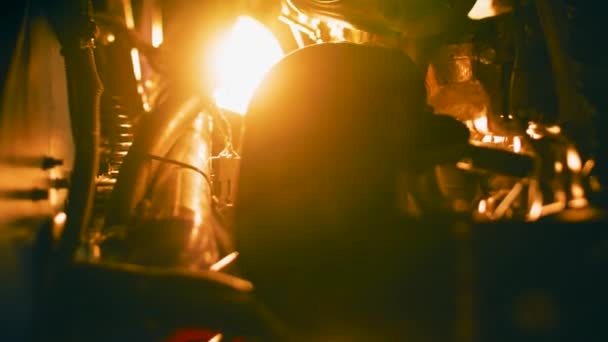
[121,113,224,268]
[91,96,135,230]
[99,112,230,269]
[105,96,203,228]
[287,0,476,37]
[426,43,491,122]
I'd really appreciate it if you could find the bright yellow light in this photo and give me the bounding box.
[130,48,142,81]
[53,211,67,226]
[152,21,163,48]
[566,147,582,172]
[473,115,489,134]
[546,125,561,135]
[468,0,497,20]
[209,334,223,342]
[554,161,563,173]
[210,251,239,271]
[528,198,543,221]
[151,10,163,48]
[478,199,487,214]
[211,16,284,115]
[513,136,522,153]
[122,0,135,29]
[328,20,345,41]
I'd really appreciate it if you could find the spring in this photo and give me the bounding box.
[91,96,134,227]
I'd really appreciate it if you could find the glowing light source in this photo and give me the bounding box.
[151,9,163,48]
[546,125,561,135]
[478,199,487,214]
[513,136,522,153]
[571,183,585,198]
[298,13,308,23]
[566,147,582,172]
[209,334,223,342]
[468,0,497,19]
[526,122,543,139]
[54,211,67,226]
[582,159,595,175]
[130,48,142,81]
[328,20,345,41]
[569,182,588,209]
[528,198,543,221]
[106,33,115,43]
[211,16,284,115]
[554,161,563,173]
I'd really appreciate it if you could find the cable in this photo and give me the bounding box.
[146,153,213,187]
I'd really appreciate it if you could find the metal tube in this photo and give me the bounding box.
[105,96,202,227]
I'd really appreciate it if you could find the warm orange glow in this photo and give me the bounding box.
[513,136,522,153]
[569,197,588,209]
[210,251,239,271]
[106,33,115,43]
[529,198,543,221]
[298,13,308,23]
[53,211,67,226]
[211,16,284,115]
[546,125,561,135]
[209,334,223,342]
[328,20,346,41]
[130,48,142,81]
[526,122,543,139]
[468,0,497,20]
[569,182,588,208]
[478,199,487,214]
[566,147,582,172]
[571,183,585,198]
[492,136,506,144]
[554,161,563,173]
[281,3,290,16]
[152,10,163,48]
[541,201,565,217]
[582,159,595,175]
[473,114,489,134]
[122,0,135,29]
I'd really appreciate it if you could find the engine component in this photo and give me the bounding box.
[91,96,135,230]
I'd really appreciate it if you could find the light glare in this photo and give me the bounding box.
[211,16,284,115]
[130,48,142,81]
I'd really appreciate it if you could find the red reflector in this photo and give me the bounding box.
[164,328,245,342]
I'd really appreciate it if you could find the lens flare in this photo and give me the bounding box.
[211,16,284,115]
[130,48,142,81]
[152,15,163,48]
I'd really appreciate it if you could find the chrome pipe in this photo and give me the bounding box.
[105,96,201,227]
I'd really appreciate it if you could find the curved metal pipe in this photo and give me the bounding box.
[105,96,202,227]
[123,113,230,268]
